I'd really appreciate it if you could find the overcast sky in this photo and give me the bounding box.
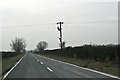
[0,0,119,51]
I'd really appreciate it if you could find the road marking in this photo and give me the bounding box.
[40,62,43,64]
[38,55,120,79]
[3,55,25,79]
[37,60,39,61]
[47,67,53,72]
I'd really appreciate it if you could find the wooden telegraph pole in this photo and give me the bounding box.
[57,22,64,49]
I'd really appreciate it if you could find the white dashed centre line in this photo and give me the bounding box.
[40,62,43,64]
[47,67,53,72]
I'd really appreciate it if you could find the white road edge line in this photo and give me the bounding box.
[37,55,120,79]
[3,55,25,79]
[40,62,43,64]
[47,67,53,72]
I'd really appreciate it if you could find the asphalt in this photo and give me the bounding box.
[4,52,118,79]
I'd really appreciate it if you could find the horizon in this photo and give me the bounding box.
[0,43,118,52]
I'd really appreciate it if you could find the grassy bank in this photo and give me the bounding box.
[0,60,2,76]
[2,54,24,74]
[39,53,119,77]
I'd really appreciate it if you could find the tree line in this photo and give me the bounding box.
[35,44,119,64]
[2,37,119,64]
[2,37,48,59]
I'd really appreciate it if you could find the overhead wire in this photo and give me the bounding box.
[1,20,117,29]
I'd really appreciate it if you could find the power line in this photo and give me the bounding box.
[66,20,117,24]
[2,23,55,29]
[1,20,117,29]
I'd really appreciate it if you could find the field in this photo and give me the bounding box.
[1,52,24,76]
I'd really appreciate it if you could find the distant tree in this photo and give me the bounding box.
[10,37,26,53]
[33,48,39,53]
[36,41,48,51]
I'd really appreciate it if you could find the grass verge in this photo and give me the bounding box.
[39,53,119,77]
[2,54,24,75]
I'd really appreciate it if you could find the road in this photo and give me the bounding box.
[4,52,118,79]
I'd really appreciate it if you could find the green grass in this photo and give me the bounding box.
[2,54,24,74]
[39,53,119,77]
[0,60,2,76]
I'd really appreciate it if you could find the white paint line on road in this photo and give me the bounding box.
[37,60,39,61]
[3,55,25,79]
[37,55,120,79]
[47,67,53,72]
[40,62,43,64]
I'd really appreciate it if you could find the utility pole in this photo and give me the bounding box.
[57,22,64,49]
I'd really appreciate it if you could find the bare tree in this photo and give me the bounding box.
[10,37,26,53]
[36,41,48,51]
